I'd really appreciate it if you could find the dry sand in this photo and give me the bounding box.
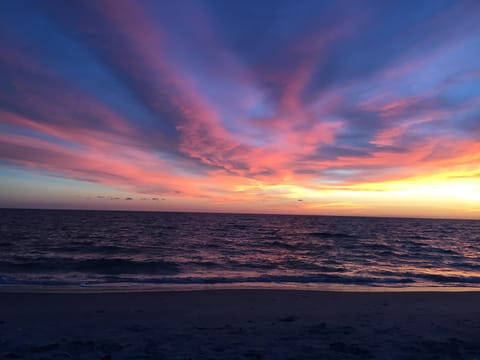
[1,290,480,359]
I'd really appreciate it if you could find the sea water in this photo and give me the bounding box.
[1,209,479,290]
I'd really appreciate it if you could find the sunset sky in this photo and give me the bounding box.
[0,0,479,219]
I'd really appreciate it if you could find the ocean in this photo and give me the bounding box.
[1,209,479,290]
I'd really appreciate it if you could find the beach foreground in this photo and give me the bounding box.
[1,290,480,359]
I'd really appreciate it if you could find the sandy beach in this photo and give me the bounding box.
[1,290,480,359]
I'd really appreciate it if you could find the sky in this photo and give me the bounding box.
[0,0,479,219]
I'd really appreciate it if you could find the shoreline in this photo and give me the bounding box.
[2,283,480,294]
[2,289,480,358]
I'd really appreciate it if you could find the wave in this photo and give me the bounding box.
[282,259,347,272]
[3,271,480,287]
[366,243,392,251]
[308,232,357,239]
[50,244,141,255]
[417,273,480,284]
[0,258,179,275]
[225,224,249,230]
[0,273,416,286]
[371,270,480,285]
[183,261,219,268]
[408,235,431,240]
[262,241,297,249]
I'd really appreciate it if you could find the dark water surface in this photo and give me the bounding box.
[1,209,479,290]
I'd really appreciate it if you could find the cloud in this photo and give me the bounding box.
[0,0,479,215]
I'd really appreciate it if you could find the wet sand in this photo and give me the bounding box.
[1,290,480,359]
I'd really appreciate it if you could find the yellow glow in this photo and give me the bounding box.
[231,170,480,219]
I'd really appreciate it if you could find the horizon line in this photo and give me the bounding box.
[1,207,478,222]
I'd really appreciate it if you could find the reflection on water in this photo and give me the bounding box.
[1,209,479,290]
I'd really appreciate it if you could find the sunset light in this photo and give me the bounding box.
[0,0,479,219]
[2,2,480,358]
